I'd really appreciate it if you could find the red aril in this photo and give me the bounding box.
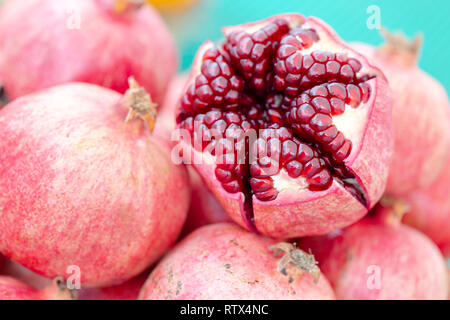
[176,14,393,238]
[0,276,74,300]
[299,204,448,300]
[351,31,450,195]
[0,80,190,287]
[139,223,335,300]
[0,0,177,104]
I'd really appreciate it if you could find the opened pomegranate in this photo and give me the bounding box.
[402,146,450,257]
[139,223,335,300]
[0,0,177,104]
[0,276,74,300]
[299,204,448,300]
[351,31,450,196]
[175,14,393,238]
[0,80,190,287]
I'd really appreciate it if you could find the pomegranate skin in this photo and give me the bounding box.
[351,42,450,196]
[0,0,177,104]
[78,270,149,300]
[182,167,231,235]
[0,83,190,287]
[179,14,393,239]
[299,211,448,300]
[2,259,52,290]
[139,223,335,300]
[156,75,230,234]
[403,151,450,256]
[0,276,73,300]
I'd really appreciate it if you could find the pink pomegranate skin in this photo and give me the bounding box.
[139,223,335,300]
[0,276,73,300]
[182,167,231,235]
[2,259,52,290]
[0,0,177,104]
[351,42,450,196]
[299,210,448,300]
[403,151,450,257]
[156,75,231,234]
[78,270,149,300]
[0,83,190,287]
[179,14,393,239]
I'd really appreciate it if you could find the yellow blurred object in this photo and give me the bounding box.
[146,0,199,13]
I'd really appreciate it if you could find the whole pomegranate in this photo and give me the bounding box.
[351,31,450,196]
[139,223,335,300]
[0,276,74,300]
[78,270,149,300]
[157,75,231,234]
[0,0,177,104]
[175,14,393,238]
[402,148,450,257]
[0,80,190,287]
[299,205,448,300]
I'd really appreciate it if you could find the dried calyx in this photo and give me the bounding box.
[124,77,157,132]
[270,242,321,283]
[177,17,376,219]
[378,28,423,66]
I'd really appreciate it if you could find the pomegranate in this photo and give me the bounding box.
[351,31,450,196]
[299,204,448,300]
[402,148,450,257]
[0,276,74,300]
[0,80,190,287]
[0,0,177,104]
[175,14,393,238]
[78,270,149,300]
[139,223,335,300]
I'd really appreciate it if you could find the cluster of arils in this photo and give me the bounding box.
[177,18,372,202]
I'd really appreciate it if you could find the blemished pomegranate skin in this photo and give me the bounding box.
[0,0,177,104]
[139,223,335,300]
[176,14,393,238]
[0,276,73,300]
[351,38,450,196]
[0,83,190,287]
[299,207,448,300]
[403,150,450,257]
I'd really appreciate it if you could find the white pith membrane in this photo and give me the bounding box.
[178,14,380,232]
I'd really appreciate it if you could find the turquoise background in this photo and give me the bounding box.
[168,0,450,92]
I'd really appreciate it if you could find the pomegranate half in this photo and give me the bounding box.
[175,14,393,238]
[139,223,335,300]
[0,0,177,104]
[0,81,190,287]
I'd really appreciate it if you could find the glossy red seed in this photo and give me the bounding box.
[285,160,303,178]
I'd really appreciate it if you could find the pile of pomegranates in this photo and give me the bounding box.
[0,0,448,301]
